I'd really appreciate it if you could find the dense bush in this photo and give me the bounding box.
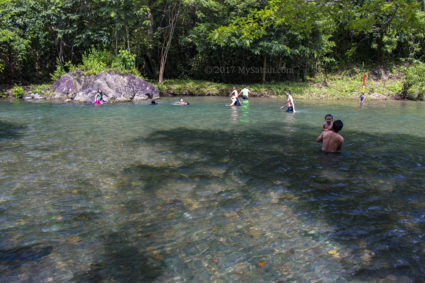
[50,48,140,81]
[402,61,425,100]
[11,85,24,99]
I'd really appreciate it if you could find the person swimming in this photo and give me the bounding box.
[178,98,190,105]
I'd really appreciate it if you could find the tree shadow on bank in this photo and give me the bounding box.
[84,125,425,281]
[0,121,25,140]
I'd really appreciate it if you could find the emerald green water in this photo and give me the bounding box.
[1,98,424,282]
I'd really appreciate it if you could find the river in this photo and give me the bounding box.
[0,97,424,282]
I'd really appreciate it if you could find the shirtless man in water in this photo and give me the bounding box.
[316,120,344,152]
[280,90,295,112]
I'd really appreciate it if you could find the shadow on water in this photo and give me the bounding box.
[118,124,425,281]
[0,121,25,140]
[52,175,165,282]
[0,244,53,270]
[67,179,165,282]
[73,231,164,282]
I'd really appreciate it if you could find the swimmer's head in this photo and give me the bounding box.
[325,114,333,122]
[180,98,184,102]
[333,120,343,132]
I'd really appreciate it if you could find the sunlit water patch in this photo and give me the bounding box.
[0,98,424,282]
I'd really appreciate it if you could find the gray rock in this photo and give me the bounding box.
[390,94,402,100]
[32,93,42,100]
[369,92,387,100]
[51,70,159,103]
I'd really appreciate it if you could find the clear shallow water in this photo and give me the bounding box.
[0,98,424,282]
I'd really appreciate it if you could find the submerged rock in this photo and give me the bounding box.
[51,70,159,103]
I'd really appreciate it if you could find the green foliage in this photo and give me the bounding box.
[207,0,337,79]
[51,60,67,81]
[80,48,107,75]
[111,49,136,72]
[0,0,31,76]
[1,0,425,87]
[50,48,140,79]
[11,85,24,99]
[156,79,230,96]
[31,84,51,95]
[156,67,404,99]
[402,61,425,100]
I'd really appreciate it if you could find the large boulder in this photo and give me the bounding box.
[51,70,159,103]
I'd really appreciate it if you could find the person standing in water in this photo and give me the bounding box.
[231,86,238,97]
[241,85,250,100]
[360,92,365,105]
[316,120,344,152]
[95,89,103,105]
[229,86,241,106]
[280,90,295,112]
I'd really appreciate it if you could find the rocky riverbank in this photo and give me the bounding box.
[13,71,160,104]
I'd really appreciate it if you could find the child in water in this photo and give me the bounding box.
[360,92,365,102]
[323,114,333,130]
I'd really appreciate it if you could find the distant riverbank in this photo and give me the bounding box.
[155,74,405,100]
[0,71,421,102]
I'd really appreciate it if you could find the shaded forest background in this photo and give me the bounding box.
[1,0,425,85]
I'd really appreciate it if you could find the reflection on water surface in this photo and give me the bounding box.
[0,98,424,282]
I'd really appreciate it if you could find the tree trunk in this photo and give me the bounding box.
[115,31,118,55]
[159,2,180,84]
[59,38,64,69]
[147,9,154,36]
[377,32,385,68]
[262,56,267,83]
[144,55,155,77]
[125,25,130,52]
